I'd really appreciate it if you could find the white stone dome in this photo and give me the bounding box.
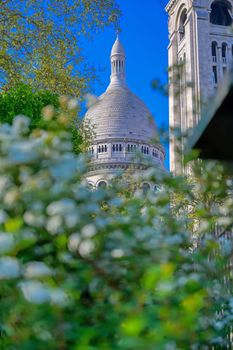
[85,84,157,142]
[84,35,165,188]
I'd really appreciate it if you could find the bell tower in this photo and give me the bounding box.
[166,0,233,174]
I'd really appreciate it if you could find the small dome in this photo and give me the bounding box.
[111,36,125,57]
[84,84,157,142]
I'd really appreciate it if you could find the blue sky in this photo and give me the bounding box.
[83,0,169,168]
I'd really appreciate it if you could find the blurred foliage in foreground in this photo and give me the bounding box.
[0,103,232,350]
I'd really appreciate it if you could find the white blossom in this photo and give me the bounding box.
[0,233,14,254]
[0,210,7,224]
[47,198,77,216]
[0,176,10,193]
[0,257,20,279]
[81,224,96,238]
[24,262,52,278]
[8,140,42,164]
[111,249,124,258]
[64,213,79,228]
[19,281,50,304]
[12,115,30,134]
[49,288,67,304]
[46,216,63,235]
[68,233,81,252]
[78,240,95,257]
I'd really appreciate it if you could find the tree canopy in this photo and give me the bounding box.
[0,0,121,96]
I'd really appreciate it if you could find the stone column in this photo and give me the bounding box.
[217,46,223,81]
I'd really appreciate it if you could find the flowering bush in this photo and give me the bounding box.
[0,105,232,349]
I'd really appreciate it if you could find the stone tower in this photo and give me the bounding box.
[166,0,233,174]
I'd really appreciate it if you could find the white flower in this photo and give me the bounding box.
[8,139,42,164]
[0,176,10,193]
[81,224,96,238]
[111,249,124,258]
[19,281,50,304]
[50,156,78,181]
[23,212,45,227]
[49,288,67,304]
[64,213,79,228]
[4,189,19,205]
[78,240,95,257]
[47,199,77,216]
[0,210,7,224]
[0,233,14,254]
[12,115,30,134]
[46,216,63,235]
[0,257,20,279]
[24,262,52,278]
[0,123,12,135]
[217,217,232,226]
[68,233,81,252]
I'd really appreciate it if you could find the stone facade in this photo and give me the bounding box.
[166,0,233,174]
[83,36,165,188]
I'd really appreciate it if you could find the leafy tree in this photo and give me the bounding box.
[0,103,232,349]
[0,0,121,95]
[0,85,92,154]
[0,83,59,128]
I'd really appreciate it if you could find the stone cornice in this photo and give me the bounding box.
[165,0,179,13]
[86,162,148,177]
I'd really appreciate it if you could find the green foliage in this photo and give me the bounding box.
[0,108,232,349]
[0,86,92,155]
[0,83,59,129]
[0,0,121,96]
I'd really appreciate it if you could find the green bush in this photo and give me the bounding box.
[0,104,232,349]
[0,84,59,129]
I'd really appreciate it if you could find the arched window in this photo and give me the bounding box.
[127,144,130,152]
[142,183,150,194]
[98,146,101,153]
[211,41,218,62]
[119,144,122,152]
[98,181,107,188]
[87,182,94,189]
[210,0,232,26]
[101,145,104,153]
[104,145,107,152]
[179,9,187,41]
[112,144,115,152]
[222,43,228,64]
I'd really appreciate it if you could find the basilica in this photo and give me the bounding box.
[84,0,233,182]
[84,35,165,188]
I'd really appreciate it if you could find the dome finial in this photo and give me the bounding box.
[116,28,120,40]
[109,33,126,88]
